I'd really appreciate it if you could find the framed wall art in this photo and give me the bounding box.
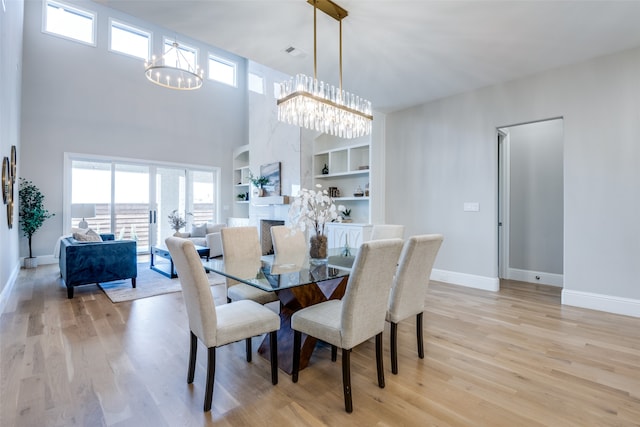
[2,156,9,204]
[260,162,281,197]
[10,145,17,183]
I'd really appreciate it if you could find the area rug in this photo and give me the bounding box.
[98,263,226,303]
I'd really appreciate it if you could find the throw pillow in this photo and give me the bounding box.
[190,223,208,237]
[73,228,103,242]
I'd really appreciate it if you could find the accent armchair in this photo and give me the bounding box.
[59,233,137,299]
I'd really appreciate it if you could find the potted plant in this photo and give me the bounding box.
[340,208,352,223]
[168,209,191,235]
[248,172,270,197]
[18,178,54,268]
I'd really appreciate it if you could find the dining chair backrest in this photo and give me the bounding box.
[340,238,404,349]
[220,226,262,260]
[166,236,217,347]
[370,224,405,240]
[271,225,307,258]
[220,226,262,287]
[387,234,443,323]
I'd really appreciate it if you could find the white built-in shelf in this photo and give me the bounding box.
[312,136,372,224]
[314,170,369,179]
[335,196,370,201]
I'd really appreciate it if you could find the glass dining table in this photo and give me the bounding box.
[203,248,356,374]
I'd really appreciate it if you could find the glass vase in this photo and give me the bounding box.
[309,234,328,263]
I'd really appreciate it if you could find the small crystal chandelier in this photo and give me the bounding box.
[277,0,373,139]
[144,41,204,90]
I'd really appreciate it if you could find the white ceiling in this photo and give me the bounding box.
[100,0,640,113]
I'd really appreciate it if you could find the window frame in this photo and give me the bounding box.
[208,53,238,87]
[42,0,97,47]
[108,18,152,61]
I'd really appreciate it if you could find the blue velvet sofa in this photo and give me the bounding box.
[59,233,137,299]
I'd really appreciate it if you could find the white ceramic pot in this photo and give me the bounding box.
[24,257,38,269]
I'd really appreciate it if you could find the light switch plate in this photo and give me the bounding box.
[464,202,480,212]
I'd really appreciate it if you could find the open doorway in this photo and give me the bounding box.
[498,118,564,287]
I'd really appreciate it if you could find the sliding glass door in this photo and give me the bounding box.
[114,164,150,251]
[154,167,186,247]
[68,155,219,254]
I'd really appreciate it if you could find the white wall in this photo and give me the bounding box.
[19,0,248,260]
[247,61,301,223]
[0,0,24,309]
[386,47,640,316]
[508,119,564,276]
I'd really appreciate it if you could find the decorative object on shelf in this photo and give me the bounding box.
[260,162,281,196]
[289,184,345,262]
[19,178,54,268]
[358,165,369,170]
[71,203,96,229]
[328,186,340,198]
[365,183,370,197]
[168,209,191,235]
[322,164,329,175]
[249,172,270,197]
[353,186,364,197]
[144,40,203,90]
[237,193,247,201]
[276,0,372,139]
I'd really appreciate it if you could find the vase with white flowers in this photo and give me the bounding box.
[288,184,345,262]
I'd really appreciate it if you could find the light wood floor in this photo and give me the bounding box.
[1,265,639,427]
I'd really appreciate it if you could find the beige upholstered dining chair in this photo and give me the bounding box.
[291,239,404,413]
[370,224,405,240]
[271,225,307,258]
[386,234,443,374]
[220,226,278,304]
[165,237,280,412]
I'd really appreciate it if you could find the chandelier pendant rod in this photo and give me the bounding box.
[313,1,317,81]
[339,19,343,95]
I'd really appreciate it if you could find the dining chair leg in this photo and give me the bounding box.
[375,332,385,388]
[292,330,301,383]
[390,322,399,375]
[269,331,278,385]
[204,347,216,412]
[188,331,197,384]
[246,337,252,362]
[331,345,337,362]
[416,312,424,359]
[342,348,353,413]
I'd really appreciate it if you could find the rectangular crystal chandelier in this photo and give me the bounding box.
[276,0,373,139]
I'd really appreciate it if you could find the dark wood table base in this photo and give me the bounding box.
[258,276,348,374]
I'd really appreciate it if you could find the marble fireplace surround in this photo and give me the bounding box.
[260,219,285,255]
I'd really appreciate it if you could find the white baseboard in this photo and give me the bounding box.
[0,261,21,314]
[562,289,640,318]
[22,255,58,267]
[507,268,563,287]
[431,269,499,292]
